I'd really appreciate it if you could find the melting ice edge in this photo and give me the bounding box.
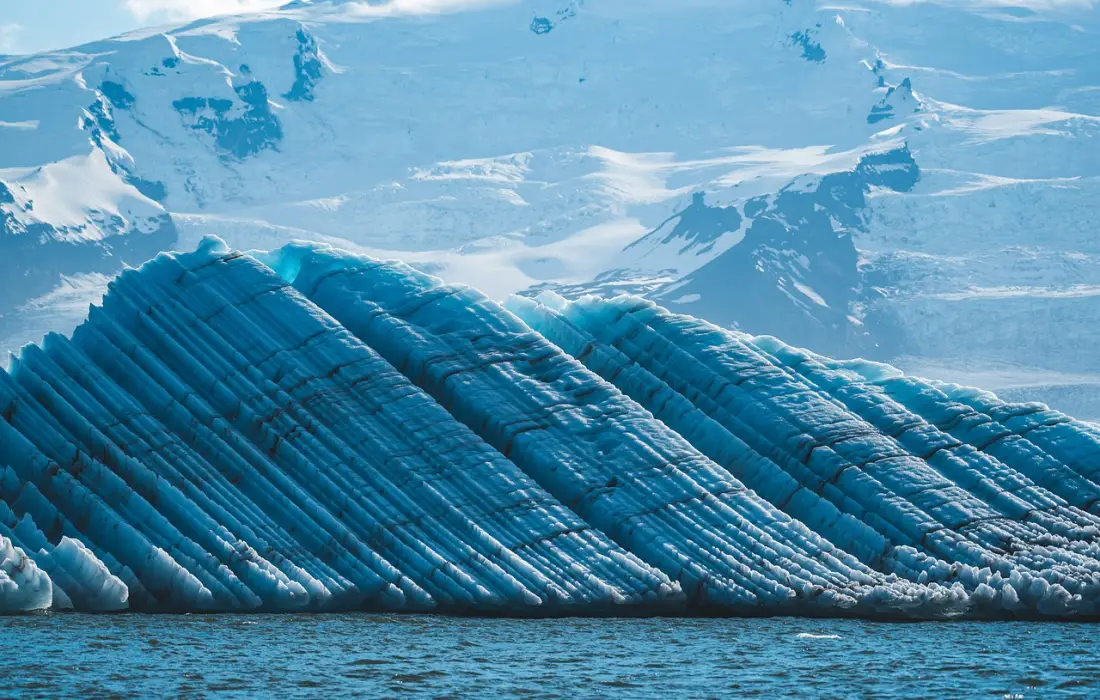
[3,236,1100,619]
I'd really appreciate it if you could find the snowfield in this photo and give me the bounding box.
[2,0,1097,416]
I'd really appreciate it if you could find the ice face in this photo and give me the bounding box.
[0,237,674,613]
[271,242,973,617]
[509,292,1100,616]
[5,237,1100,617]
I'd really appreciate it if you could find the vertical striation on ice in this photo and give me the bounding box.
[273,242,967,616]
[6,237,1100,618]
[511,292,1100,615]
[0,237,674,612]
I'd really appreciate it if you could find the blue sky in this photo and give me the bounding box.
[1,1,138,54]
[3,0,1094,55]
[0,0,284,55]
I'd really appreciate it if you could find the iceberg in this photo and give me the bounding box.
[0,535,52,612]
[507,291,1100,616]
[4,237,1100,618]
[0,237,672,613]
[269,243,965,616]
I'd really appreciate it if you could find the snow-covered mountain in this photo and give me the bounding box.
[1,0,1098,413]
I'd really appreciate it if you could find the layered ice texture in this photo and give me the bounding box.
[4,238,1100,617]
[0,237,672,613]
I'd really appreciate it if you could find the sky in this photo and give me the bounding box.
[0,0,285,55]
[2,0,1095,55]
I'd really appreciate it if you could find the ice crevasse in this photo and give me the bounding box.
[2,236,1100,618]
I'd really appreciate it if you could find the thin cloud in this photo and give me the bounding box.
[863,0,1095,9]
[342,0,518,14]
[121,0,518,22]
[121,0,286,22]
[0,23,23,54]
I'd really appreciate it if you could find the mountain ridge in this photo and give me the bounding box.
[1,0,1098,414]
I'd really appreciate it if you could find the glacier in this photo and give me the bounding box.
[4,237,1100,618]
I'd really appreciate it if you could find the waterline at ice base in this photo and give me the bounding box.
[4,237,1100,619]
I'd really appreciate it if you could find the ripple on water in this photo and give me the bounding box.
[2,616,1099,697]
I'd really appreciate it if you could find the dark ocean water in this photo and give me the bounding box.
[3,614,1098,698]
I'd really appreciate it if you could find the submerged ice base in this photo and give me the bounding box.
[3,237,1100,618]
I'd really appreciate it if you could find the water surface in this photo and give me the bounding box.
[4,614,1097,697]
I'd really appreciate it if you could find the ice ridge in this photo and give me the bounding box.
[4,237,1100,618]
[0,237,673,613]
[508,292,1100,617]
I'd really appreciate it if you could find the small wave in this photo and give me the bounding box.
[796,633,841,640]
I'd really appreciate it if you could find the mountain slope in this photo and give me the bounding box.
[1,0,1097,414]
